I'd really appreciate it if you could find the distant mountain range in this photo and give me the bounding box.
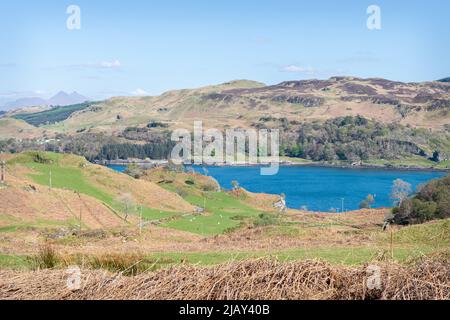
[438,77,450,83]
[2,91,89,111]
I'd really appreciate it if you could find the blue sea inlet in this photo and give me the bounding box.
[108,164,445,212]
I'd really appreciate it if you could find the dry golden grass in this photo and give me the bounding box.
[0,154,195,234]
[0,118,49,139]
[229,188,280,211]
[140,166,220,196]
[84,164,195,213]
[0,176,128,230]
[0,252,448,300]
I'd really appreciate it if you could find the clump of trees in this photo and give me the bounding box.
[278,116,449,162]
[392,175,450,225]
[147,121,169,129]
[120,127,171,142]
[3,116,449,166]
[12,102,92,126]
[97,142,175,160]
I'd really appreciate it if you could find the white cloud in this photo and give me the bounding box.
[99,60,121,69]
[279,64,347,76]
[280,65,318,74]
[60,60,122,71]
[131,88,150,96]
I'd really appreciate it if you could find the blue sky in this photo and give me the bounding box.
[0,0,449,103]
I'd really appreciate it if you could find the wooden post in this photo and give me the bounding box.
[0,161,5,184]
[139,206,143,235]
[390,229,394,261]
[78,192,82,232]
[49,170,52,189]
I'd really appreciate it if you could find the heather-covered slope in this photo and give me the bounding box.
[41,77,450,133]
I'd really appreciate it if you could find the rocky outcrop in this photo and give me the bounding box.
[271,95,324,107]
[427,99,450,111]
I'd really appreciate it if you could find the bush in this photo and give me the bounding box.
[359,200,370,209]
[253,213,280,227]
[412,199,437,223]
[32,152,53,164]
[201,183,217,192]
[30,243,60,270]
[359,194,375,209]
[124,164,143,179]
[392,174,450,225]
[87,253,146,276]
[175,188,188,198]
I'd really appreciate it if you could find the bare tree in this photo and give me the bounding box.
[114,193,137,221]
[273,194,287,215]
[390,179,412,206]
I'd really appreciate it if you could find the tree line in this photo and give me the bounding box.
[97,142,175,160]
[278,116,449,162]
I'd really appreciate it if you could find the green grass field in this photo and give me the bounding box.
[10,152,183,224]
[144,246,436,267]
[363,156,450,169]
[380,219,450,249]
[27,162,114,203]
[0,207,448,270]
[10,151,268,233]
[21,154,256,231]
[0,254,30,270]
[0,245,439,270]
[0,218,81,233]
[163,192,263,235]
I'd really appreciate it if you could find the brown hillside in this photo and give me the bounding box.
[3,77,449,140]
[0,153,195,232]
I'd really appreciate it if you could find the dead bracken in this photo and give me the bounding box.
[0,252,448,300]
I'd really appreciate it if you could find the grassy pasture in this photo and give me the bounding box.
[163,192,263,235]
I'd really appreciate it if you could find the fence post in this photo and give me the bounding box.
[0,161,5,184]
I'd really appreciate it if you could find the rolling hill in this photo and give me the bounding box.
[1,77,450,167]
[5,77,450,135]
[0,151,195,233]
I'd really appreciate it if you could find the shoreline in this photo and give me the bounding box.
[279,161,450,172]
[101,159,450,173]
